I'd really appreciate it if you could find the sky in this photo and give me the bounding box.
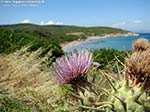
[0,0,150,32]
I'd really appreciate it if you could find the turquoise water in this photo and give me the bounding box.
[64,33,150,52]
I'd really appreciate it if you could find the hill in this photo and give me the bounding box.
[0,23,129,44]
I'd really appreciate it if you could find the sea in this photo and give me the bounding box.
[64,33,150,52]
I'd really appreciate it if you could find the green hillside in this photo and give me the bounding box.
[0,23,129,44]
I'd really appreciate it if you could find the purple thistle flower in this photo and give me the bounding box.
[52,50,93,84]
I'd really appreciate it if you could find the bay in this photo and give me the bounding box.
[64,33,150,52]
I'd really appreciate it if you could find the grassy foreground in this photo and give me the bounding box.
[1,45,150,111]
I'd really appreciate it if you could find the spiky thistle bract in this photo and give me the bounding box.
[103,38,150,112]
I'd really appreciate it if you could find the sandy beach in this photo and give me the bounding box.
[62,32,139,50]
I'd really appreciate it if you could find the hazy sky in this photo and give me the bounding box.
[0,0,150,32]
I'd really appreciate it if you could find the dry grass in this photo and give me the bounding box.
[66,32,85,36]
[0,47,60,109]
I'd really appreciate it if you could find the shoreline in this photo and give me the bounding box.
[62,32,139,50]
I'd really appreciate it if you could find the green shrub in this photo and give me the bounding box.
[0,28,64,65]
[0,28,36,53]
[93,48,129,72]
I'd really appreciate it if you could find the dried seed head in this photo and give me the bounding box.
[125,38,150,89]
[132,38,149,52]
